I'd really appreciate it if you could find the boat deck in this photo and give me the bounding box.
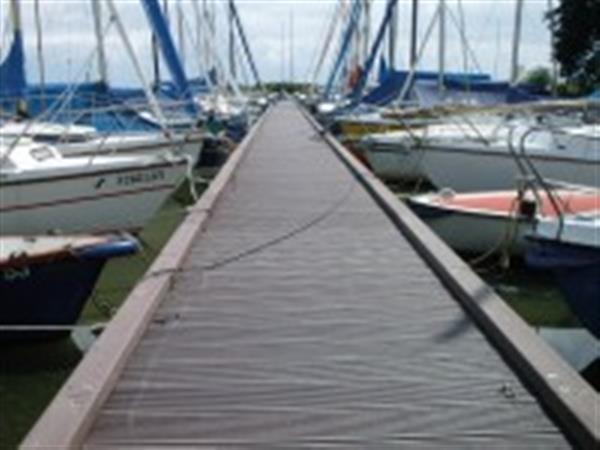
[23,102,597,449]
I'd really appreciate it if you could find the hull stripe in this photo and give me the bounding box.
[0,184,177,213]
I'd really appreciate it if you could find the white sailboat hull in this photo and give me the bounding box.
[363,145,427,181]
[58,132,204,166]
[0,159,187,235]
[413,206,532,255]
[422,146,599,192]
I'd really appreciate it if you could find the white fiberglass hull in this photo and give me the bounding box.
[412,205,532,256]
[360,131,429,181]
[422,146,599,192]
[0,158,187,235]
[409,188,599,256]
[58,132,204,166]
[363,145,428,181]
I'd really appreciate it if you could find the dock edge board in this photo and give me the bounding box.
[300,103,599,450]
[19,106,273,450]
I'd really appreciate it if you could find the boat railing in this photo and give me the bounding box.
[510,124,569,238]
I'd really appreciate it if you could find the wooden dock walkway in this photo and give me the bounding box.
[23,101,597,449]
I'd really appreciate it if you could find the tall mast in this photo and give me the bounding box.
[33,0,46,106]
[547,0,558,96]
[91,0,108,84]
[362,0,370,65]
[438,0,445,93]
[510,0,524,84]
[388,0,397,69]
[290,9,294,83]
[280,21,285,85]
[202,0,209,72]
[229,0,236,81]
[177,0,185,69]
[409,0,418,67]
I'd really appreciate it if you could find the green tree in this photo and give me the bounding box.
[547,0,600,91]
[521,67,553,93]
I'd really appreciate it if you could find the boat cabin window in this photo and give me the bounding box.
[33,133,93,144]
[30,146,56,162]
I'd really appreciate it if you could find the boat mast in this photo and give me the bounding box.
[91,0,109,85]
[438,0,445,94]
[290,9,294,84]
[409,0,418,67]
[177,0,185,69]
[229,0,236,81]
[33,0,46,108]
[388,0,397,69]
[202,0,210,75]
[362,0,371,66]
[547,0,558,96]
[510,0,523,84]
[229,0,262,88]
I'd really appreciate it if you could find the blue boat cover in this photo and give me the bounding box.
[0,30,26,100]
[362,69,490,106]
[414,78,546,106]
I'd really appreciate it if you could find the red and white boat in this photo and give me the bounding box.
[408,188,600,256]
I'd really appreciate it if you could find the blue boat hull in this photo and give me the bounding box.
[526,240,600,339]
[0,258,107,340]
[0,238,137,341]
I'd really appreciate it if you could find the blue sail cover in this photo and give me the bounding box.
[0,30,27,100]
[414,78,544,106]
[378,57,388,84]
[140,0,197,115]
[362,70,490,106]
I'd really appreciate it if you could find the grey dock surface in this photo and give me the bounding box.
[24,102,596,449]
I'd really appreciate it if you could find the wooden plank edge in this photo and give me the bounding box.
[20,106,273,450]
[300,104,599,450]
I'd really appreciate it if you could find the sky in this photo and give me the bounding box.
[0,0,556,87]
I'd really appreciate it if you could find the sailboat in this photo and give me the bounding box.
[416,116,599,192]
[0,138,189,235]
[1,0,206,165]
